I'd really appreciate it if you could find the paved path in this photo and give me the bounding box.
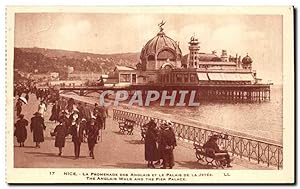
[13,94,274,169]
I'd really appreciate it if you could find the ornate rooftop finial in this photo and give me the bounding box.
[158,20,166,32]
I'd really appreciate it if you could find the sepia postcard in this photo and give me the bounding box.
[5,6,295,184]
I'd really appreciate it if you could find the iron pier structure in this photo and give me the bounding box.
[57,84,271,103]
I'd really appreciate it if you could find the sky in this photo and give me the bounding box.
[14,13,282,84]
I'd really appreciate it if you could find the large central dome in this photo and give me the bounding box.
[140,27,182,70]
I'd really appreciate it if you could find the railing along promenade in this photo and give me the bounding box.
[113,109,283,169]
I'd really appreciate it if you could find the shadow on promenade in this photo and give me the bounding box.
[175,161,213,169]
[124,139,144,145]
[105,162,149,169]
[25,151,89,160]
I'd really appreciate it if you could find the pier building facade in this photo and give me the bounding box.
[108,24,271,102]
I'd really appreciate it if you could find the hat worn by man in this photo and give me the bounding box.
[162,120,172,128]
[33,112,41,116]
[166,120,173,126]
[210,134,219,140]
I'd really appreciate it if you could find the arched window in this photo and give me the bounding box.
[148,55,155,61]
[157,50,175,61]
[163,65,173,70]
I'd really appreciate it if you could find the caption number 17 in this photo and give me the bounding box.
[50,172,55,175]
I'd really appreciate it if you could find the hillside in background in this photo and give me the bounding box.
[14,47,140,74]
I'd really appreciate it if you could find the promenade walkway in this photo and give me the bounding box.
[13,94,273,169]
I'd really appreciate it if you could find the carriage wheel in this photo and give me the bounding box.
[205,157,214,165]
[214,159,225,169]
[195,153,204,161]
[129,129,133,135]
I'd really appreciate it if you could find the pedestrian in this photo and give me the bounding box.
[53,121,68,156]
[69,119,84,159]
[59,110,70,126]
[77,102,84,120]
[15,99,22,117]
[82,103,91,120]
[144,120,159,168]
[30,112,46,148]
[35,89,40,100]
[38,100,47,118]
[93,103,100,117]
[67,98,75,113]
[49,100,60,122]
[58,97,67,111]
[155,125,164,166]
[14,114,28,147]
[203,134,233,168]
[160,120,177,169]
[69,109,80,125]
[95,112,103,130]
[98,105,109,130]
[86,118,99,159]
[93,103,102,141]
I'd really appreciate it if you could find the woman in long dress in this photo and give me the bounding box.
[38,101,47,118]
[144,122,159,168]
[30,112,46,148]
[49,100,60,122]
[53,121,68,156]
[14,114,28,147]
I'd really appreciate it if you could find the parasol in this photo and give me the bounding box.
[19,97,28,104]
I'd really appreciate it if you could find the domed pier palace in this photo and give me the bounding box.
[109,22,271,103]
[58,22,270,103]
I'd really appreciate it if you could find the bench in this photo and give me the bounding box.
[118,119,135,135]
[193,143,229,169]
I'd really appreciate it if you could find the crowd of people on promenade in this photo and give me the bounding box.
[49,99,109,159]
[14,82,109,160]
[13,82,232,168]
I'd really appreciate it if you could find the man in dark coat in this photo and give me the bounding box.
[93,103,102,142]
[69,121,85,159]
[98,105,109,130]
[93,103,99,116]
[86,118,99,159]
[54,121,68,156]
[67,98,75,113]
[160,120,177,169]
[144,120,159,168]
[14,114,28,147]
[77,102,84,120]
[203,134,232,167]
[30,112,46,148]
[58,97,67,111]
